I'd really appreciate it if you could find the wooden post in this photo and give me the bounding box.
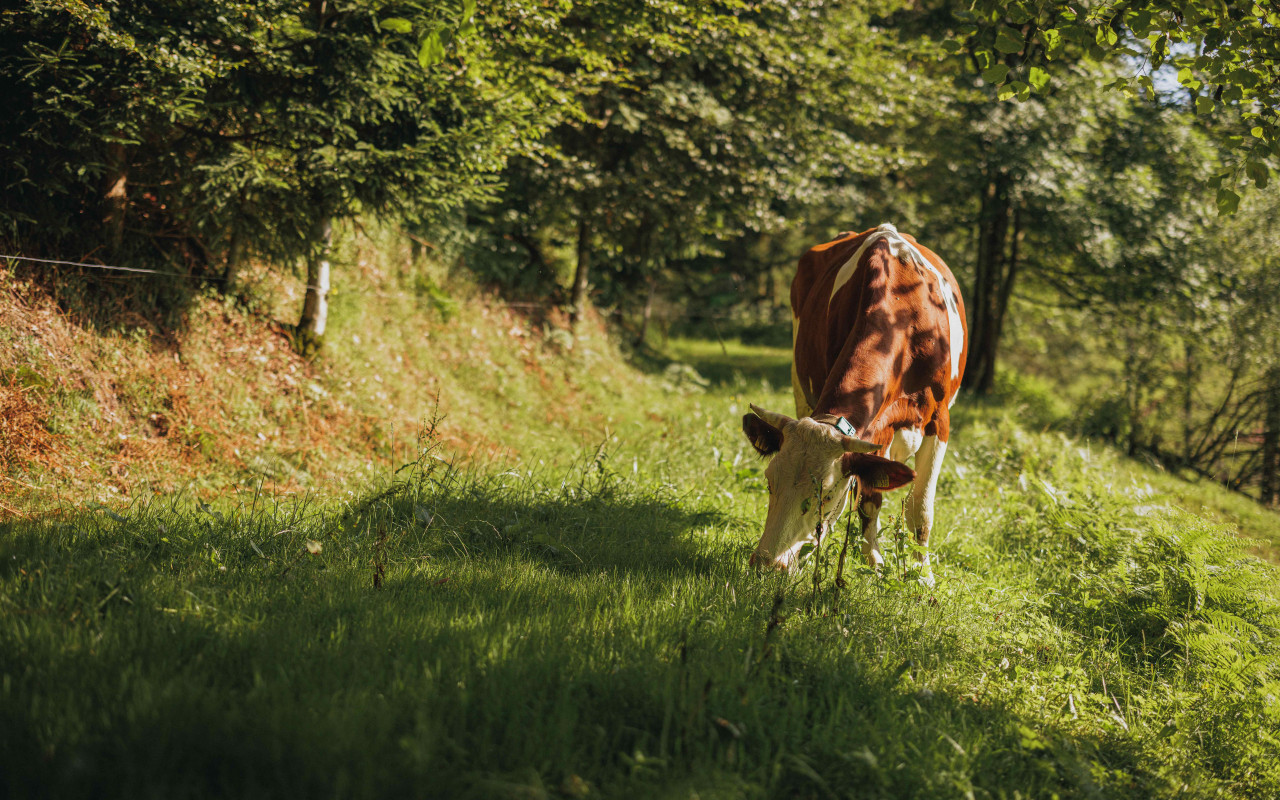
[298,216,332,353]
[636,272,657,348]
[103,144,129,253]
[570,215,591,329]
[1261,368,1280,506]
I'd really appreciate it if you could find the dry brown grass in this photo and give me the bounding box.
[0,376,59,472]
[0,229,658,518]
[0,266,385,513]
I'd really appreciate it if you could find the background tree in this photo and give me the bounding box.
[473,0,919,331]
[958,0,1278,209]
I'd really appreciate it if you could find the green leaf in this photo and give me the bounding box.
[1194,96,1214,115]
[1095,25,1118,46]
[1018,725,1049,751]
[418,31,445,68]
[994,27,1024,54]
[380,17,412,34]
[1129,11,1152,37]
[1040,28,1062,54]
[1028,66,1049,90]
[1215,187,1240,215]
[1007,4,1032,24]
[974,49,993,69]
[1246,160,1270,189]
[1008,80,1031,101]
[982,64,1010,85]
[997,84,1017,101]
[1251,126,1265,138]
[1151,34,1167,69]
[941,39,964,54]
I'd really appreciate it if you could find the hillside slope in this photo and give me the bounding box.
[4,254,1277,556]
[3,254,1280,797]
[1,251,687,514]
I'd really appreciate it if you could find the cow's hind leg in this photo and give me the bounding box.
[858,489,885,570]
[904,435,948,586]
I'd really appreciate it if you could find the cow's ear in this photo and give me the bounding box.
[742,413,782,457]
[842,452,914,491]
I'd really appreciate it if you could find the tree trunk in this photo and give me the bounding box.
[1183,340,1196,468]
[636,272,657,347]
[963,175,1012,395]
[103,143,129,253]
[1261,368,1280,506]
[298,216,332,353]
[224,227,246,296]
[987,206,1022,379]
[570,215,591,329]
[1125,338,1142,457]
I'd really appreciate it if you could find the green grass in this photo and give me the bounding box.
[4,337,1280,799]
[983,368,1280,556]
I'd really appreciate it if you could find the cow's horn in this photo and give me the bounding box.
[749,404,794,431]
[841,435,880,454]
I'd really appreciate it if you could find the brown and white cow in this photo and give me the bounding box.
[742,223,968,582]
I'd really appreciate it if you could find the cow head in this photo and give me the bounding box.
[742,404,915,570]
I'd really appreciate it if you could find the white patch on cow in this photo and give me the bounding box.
[773,536,811,570]
[827,230,888,305]
[904,435,947,583]
[889,427,924,464]
[828,224,964,382]
[752,418,854,569]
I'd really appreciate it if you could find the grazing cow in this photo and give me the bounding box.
[742,223,967,580]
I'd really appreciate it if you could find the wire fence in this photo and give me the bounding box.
[0,251,788,327]
[0,252,225,280]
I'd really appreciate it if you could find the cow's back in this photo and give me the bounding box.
[789,226,967,444]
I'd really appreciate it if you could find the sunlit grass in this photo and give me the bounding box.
[2,338,1278,799]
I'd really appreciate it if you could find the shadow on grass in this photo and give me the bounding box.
[0,467,1215,799]
[1,571,1166,800]
[675,345,791,390]
[627,336,792,391]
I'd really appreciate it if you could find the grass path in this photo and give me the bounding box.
[3,337,1279,799]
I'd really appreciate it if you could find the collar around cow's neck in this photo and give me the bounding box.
[810,413,857,437]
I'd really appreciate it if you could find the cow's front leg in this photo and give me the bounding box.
[905,436,948,587]
[858,489,884,569]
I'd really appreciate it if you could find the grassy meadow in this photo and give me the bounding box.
[4,329,1280,799]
